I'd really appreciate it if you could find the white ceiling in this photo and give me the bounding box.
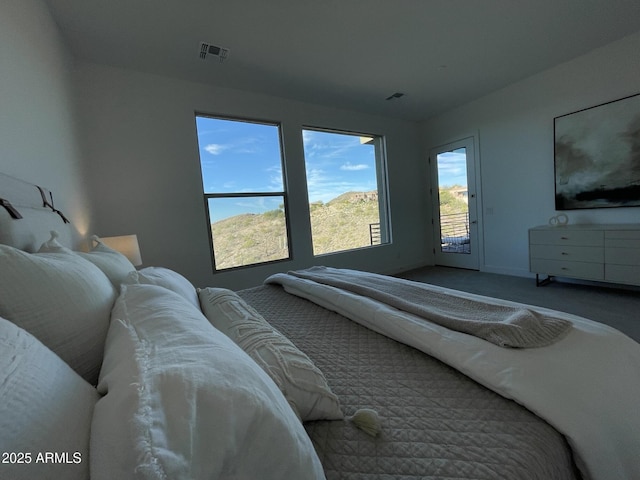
[44,0,640,121]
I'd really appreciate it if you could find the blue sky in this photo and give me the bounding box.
[196,116,378,222]
[196,117,284,194]
[302,129,377,203]
[436,148,468,187]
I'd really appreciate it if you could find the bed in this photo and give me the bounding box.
[1,172,639,480]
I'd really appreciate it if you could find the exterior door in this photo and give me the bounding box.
[429,137,480,270]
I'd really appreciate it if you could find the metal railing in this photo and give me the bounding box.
[369,222,381,245]
[439,212,470,253]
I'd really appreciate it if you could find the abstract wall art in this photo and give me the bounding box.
[554,93,640,210]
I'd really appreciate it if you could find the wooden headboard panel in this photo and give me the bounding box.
[0,172,73,252]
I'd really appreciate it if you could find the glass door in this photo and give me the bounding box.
[430,137,480,270]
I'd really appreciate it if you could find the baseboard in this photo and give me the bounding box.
[383,260,434,277]
[538,275,640,292]
[480,264,640,292]
[478,265,532,278]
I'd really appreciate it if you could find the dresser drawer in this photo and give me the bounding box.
[530,244,603,263]
[605,264,640,286]
[529,224,640,286]
[605,230,640,240]
[605,230,640,249]
[605,247,640,266]
[529,229,603,247]
[530,258,604,280]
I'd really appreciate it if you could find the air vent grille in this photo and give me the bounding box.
[199,42,229,62]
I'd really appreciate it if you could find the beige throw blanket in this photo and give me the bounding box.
[290,266,571,348]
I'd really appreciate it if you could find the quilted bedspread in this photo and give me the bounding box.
[267,269,640,480]
[238,284,579,480]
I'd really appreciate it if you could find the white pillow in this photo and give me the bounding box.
[38,232,136,291]
[198,287,343,421]
[122,266,198,307]
[0,316,98,480]
[76,236,136,290]
[0,244,116,384]
[91,284,325,480]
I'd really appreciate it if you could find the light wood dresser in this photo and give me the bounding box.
[529,224,640,286]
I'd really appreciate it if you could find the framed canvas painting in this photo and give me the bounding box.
[554,93,640,210]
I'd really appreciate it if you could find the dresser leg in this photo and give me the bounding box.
[536,274,553,287]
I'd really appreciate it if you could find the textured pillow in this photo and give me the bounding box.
[0,316,98,480]
[91,284,324,480]
[0,243,116,384]
[198,287,343,421]
[39,232,136,291]
[123,266,198,307]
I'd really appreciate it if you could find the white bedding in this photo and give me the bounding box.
[93,283,325,480]
[1,173,330,478]
[267,269,640,480]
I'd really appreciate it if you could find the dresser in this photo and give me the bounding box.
[529,224,640,287]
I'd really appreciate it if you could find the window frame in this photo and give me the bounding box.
[195,113,292,272]
[301,126,392,256]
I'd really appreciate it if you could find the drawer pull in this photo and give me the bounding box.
[561,236,569,240]
[561,252,568,255]
[561,267,568,270]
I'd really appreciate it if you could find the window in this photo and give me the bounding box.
[195,115,290,270]
[302,128,390,255]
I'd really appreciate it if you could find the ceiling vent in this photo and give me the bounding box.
[199,42,230,63]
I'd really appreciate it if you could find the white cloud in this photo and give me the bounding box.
[305,166,376,203]
[436,151,467,186]
[266,164,284,191]
[236,198,266,210]
[302,130,368,161]
[204,143,228,155]
[340,162,369,171]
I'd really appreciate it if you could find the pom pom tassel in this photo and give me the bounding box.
[347,408,382,437]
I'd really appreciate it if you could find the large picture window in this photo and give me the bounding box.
[195,115,290,270]
[302,128,390,255]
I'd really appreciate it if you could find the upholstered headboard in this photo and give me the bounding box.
[0,172,73,251]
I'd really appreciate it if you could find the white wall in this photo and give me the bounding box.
[421,31,640,277]
[75,64,429,289]
[15,0,635,286]
[0,0,91,241]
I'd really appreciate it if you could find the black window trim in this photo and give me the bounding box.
[300,125,392,255]
[196,112,292,272]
